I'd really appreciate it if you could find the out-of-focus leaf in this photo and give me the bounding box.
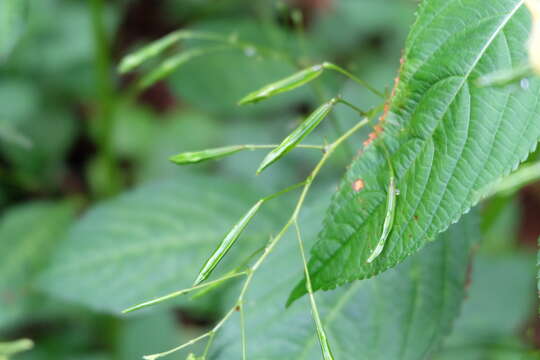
[0,109,76,190]
[294,0,540,300]
[0,125,32,149]
[0,0,28,60]
[37,174,282,314]
[214,197,478,359]
[119,311,200,360]
[481,197,521,253]
[0,202,75,329]
[312,0,415,57]
[436,252,537,359]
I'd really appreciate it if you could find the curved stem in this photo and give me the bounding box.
[294,220,334,359]
[240,302,247,360]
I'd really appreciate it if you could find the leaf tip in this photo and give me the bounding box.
[285,280,307,307]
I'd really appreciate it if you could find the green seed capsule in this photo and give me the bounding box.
[118,30,225,73]
[193,200,263,286]
[137,46,228,90]
[256,98,337,174]
[238,64,324,105]
[170,145,246,165]
[367,146,397,263]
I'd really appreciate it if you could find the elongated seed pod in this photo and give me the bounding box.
[256,98,337,174]
[170,145,246,165]
[193,200,263,286]
[118,30,225,73]
[367,147,397,263]
[238,64,324,105]
[138,46,228,90]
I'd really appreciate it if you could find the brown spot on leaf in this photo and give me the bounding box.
[352,179,365,192]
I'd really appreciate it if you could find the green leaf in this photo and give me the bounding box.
[214,203,478,360]
[293,0,540,300]
[37,174,281,314]
[0,202,75,328]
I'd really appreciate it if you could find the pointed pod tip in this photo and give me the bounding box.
[192,276,204,287]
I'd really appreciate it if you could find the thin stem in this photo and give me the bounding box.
[143,333,211,360]
[323,62,385,99]
[246,144,325,150]
[122,271,248,313]
[90,0,119,197]
[144,306,237,359]
[294,220,334,360]
[262,181,306,202]
[337,98,367,116]
[240,302,247,360]
[311,81,354,158]
[190,246,265,300]
[202,332,215,358]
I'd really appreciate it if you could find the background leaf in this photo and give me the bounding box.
[37,174,283,314]
[295,0,540,299]
[436,252,537,359]
[212,198,479,360]
[0,202,75,328]
[0,0,28,60]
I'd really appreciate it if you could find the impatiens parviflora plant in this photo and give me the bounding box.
[119,0,540,358]
[121,59,385,360]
